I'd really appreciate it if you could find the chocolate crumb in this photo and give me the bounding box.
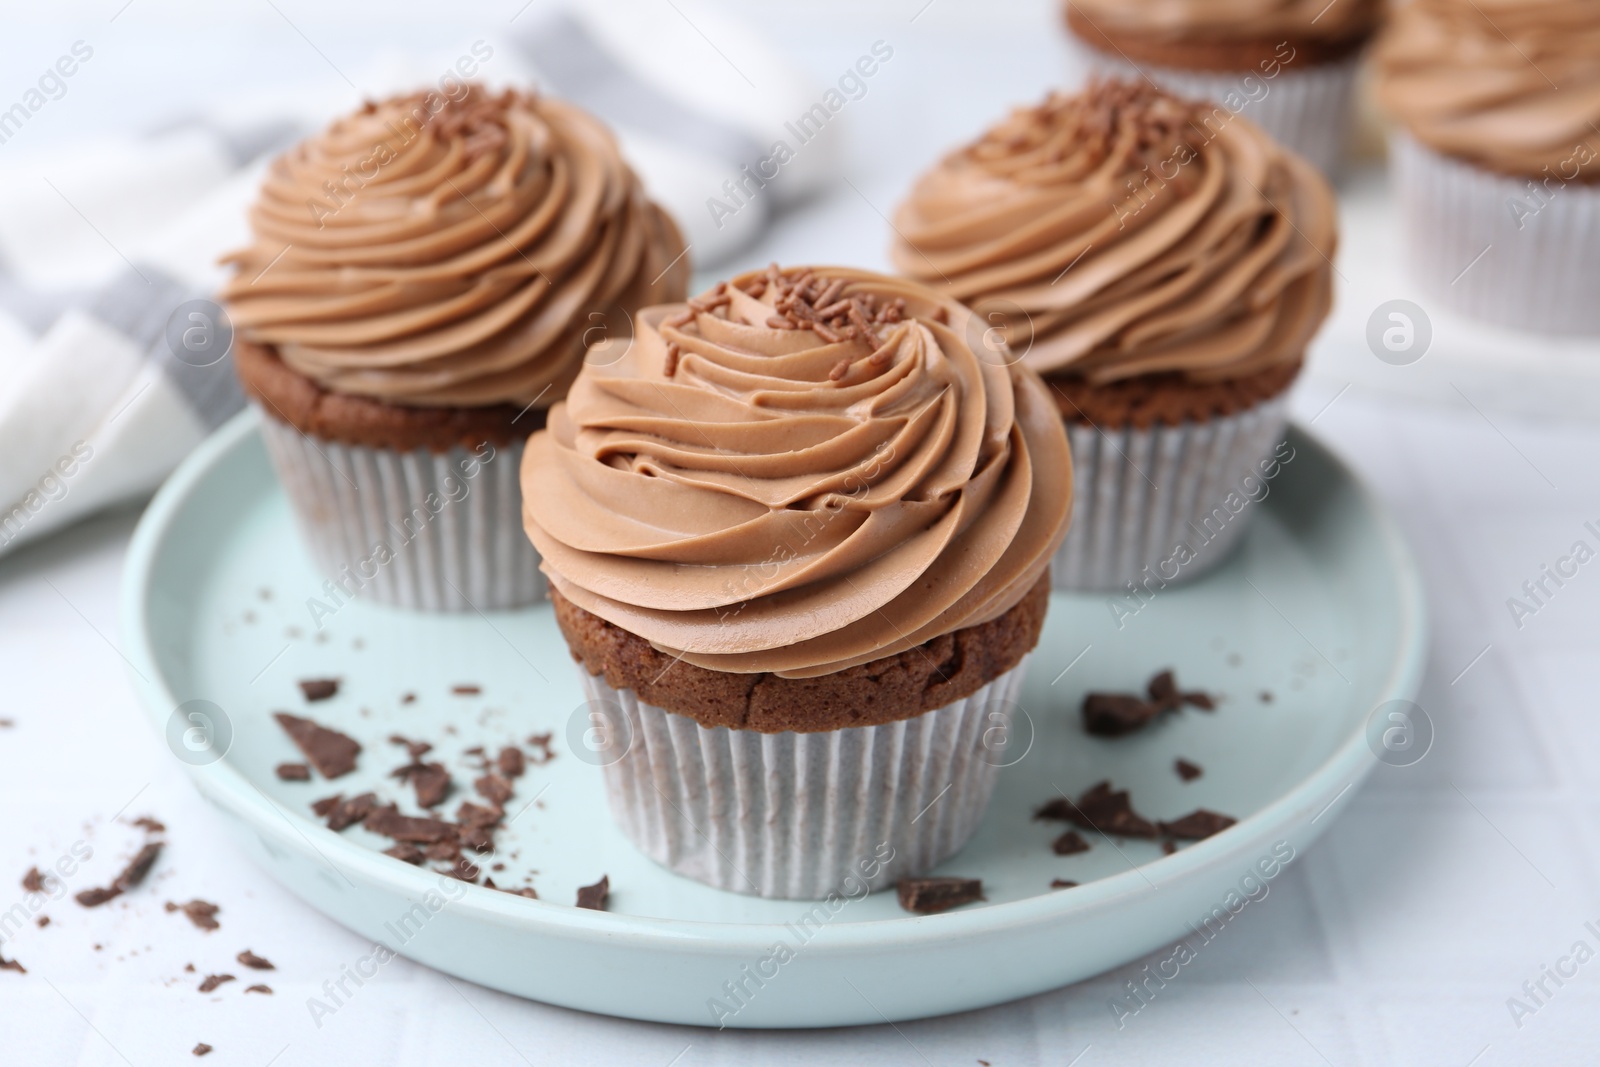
[1175,758,1203,781]
[387,734,432,760]
[451,684,481,696]
[245,984,272,995]
[1036,782,1159,839]
[197,973,234,993]
[897,876,983,914]
[273,713,361,778]
[497,746,525,779]
[36,915,49,928]
[493,883,539,900]
[275,762,311,782]
[1051,830,1090,856]
[575,875,609,910]
[1160,810,1237,840]
[165,899,221,931]
[22,867,48,893]
[0,947,24,974]
[192,1043,213,1056]
[236,950,274,971]
[185,963,195,973]
[383,843,425,865]
[526,732,555,764]
[1050,879,1078,890]
[298,678,340,702]
[400,692,416,704]
[1260,690,1274,703]
[1162,840,1178,855]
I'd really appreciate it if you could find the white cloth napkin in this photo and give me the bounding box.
[0,3,834,558]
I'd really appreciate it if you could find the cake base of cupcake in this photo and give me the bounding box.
[1394,135,1600,335]
[257,410,544,612]
[579,658,1028,900]
[1050,392,1291,593]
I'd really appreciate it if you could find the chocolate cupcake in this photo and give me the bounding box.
[891,81,1335,592]
[222,86,689,611]
[1374,0,1600,334]
[1064,0,1383,177]
[522,265,1072,898]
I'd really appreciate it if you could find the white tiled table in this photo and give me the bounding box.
[3,3,1598,1064]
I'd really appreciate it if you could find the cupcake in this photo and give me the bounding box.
[891,80,1336,593]
[1374,0,1600,334]
[1063,0,1383,177]
[222,86,689,611]
[522,265,1072,899]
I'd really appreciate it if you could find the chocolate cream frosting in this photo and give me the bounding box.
[1374,0,1600,179]
[221,86,689,409]
[1067,0,1381,46]
[521,266,1073,679]
[890,80,1336,384]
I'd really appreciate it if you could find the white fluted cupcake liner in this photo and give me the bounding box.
[1393,135,1600,335]
[1075,44,1361,178]
[257,407,544,612]
[1053,395,1290,593]
[579,656,1031,900]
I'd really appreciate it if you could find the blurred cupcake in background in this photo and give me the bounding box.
[892,80,1336,593]
[523,265,1072,898]
[223,85,689,612]
[1374,0,1600,334]
[1063,0,1383,178]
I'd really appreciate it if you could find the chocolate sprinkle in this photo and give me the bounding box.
[575,875,610,911]
[237,949,274,971]
[197,973,234,993]
[298,678,340,702]
[275,762,311,782]
[273,713,361,778]
[897,876,984,914]
[1159,810,1237,840]
[1175,758,1203,782]
[1051,830,1090,856]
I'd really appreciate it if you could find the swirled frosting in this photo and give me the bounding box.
[521,266,1073,679]
[221,86,689,408]
[1067,0,1381,45]
[1374,0,1600,178]
[890,80,1336,384]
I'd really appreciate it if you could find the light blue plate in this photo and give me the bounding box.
[120,410,1425,1028]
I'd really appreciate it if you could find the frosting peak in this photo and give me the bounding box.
[221,86,689,408]
[1374,0,1600,178]
[891,80,1337,384]
[521,267,1073,678]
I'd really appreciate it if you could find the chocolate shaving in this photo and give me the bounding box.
[275,762,311,782]
[394,762,450,809]
[131,816,166,833]
[310,794,343,818]
[383,843,425,865]
[21,867,48,893]
[1051,830,1090,856]
[236,950,274,971]
[496,746,525,779]
[1036,782,1159,839]
[245,984,272,995]
[1159,810,1237,840]
[0,947,24,974]
[896,876,983,914]
[451,684,481,696]
[474,773,513,806]
[197,973,234,993]
[436,858,480,883]
[1174,758,1203,782]
[455,801,503,829]
[76,842,163,907]
[1050,879,1079,890]
[363,804,456,844]
[193,1043,213,1056]
[298,678,340,702]
[388,735,432,760]
[325,793,377,832]
[1082,693,1157,737]
[526,733,555,764]
[273,713,361,778]
[575,875,609,910]
[165,899,221,931]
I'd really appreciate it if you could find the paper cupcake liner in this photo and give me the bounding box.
[257,407,544,612]
[1393,135,1600,335]
[1075,44,1361,177]
[1052,395,1290,593]
[580,656,1031,900]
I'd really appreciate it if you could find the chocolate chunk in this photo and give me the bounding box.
[896,876,983,914]
[0,947,24,974]
[497,746,525,779]
[1082,693,1157,737]
[197,974,234,993]
[76,842,164,907]
[236,950,274,970]
[363,804,456,844]
[193,1043,213,1056]
[398,762,450,809]
[131,816,166,833]
[165,899,221,931]
[451,684,481,696]
[576,875,610,910]
[1162,840,1178,855]
[1175,758,1203,781]
[22,866,48,893]
[325,793,377,832]
[388,735,432,760]
[1049,879,1078,890]
[275,762,311,782]
[298,678,340,702]
[383,844,425,865]
[527,732,555,764]
[1160,810,1237,840]
[474,773,513,806]
[1040,782,1159,839]
[273,713,361,778]
[1051,830,1090,856]
[245,984,272,995]
[310,794,343,817]
[455,801,503,829]
[1147,669,1181,711]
